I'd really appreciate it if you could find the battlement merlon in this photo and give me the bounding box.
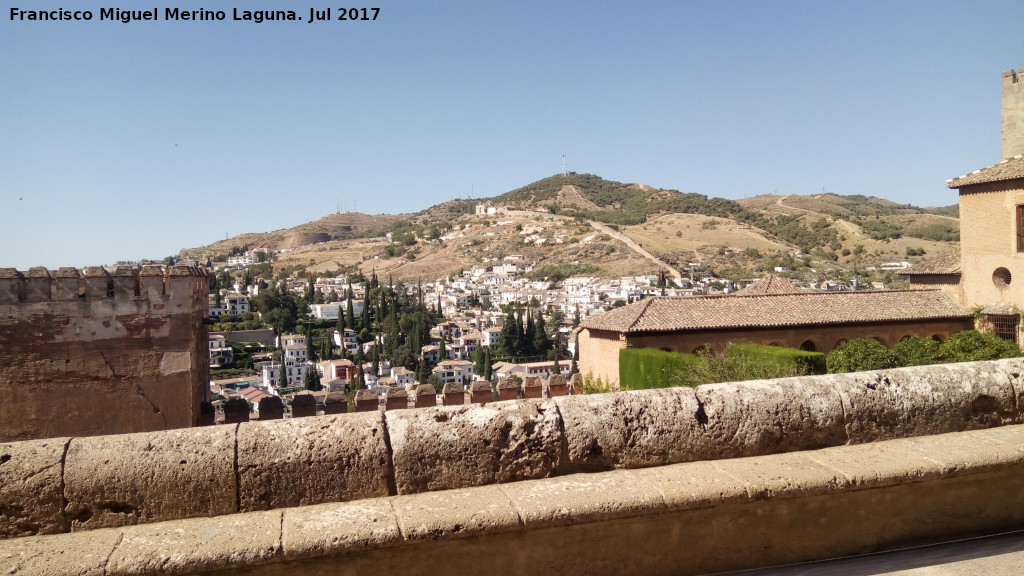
[0,264,207,304]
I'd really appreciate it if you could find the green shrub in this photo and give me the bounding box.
[938,330,1021,363]
[826,338,892,373]
[619,348,702,390]
[889,336,940,367]
[620,343,823,390]
[725,342,826,376]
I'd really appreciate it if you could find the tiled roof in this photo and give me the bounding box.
[578,291,969,334]
[899,251,961,275]
[733,274,801,295]
[947,155,1024,188]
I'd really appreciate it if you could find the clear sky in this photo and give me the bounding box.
[1,0,1021,269]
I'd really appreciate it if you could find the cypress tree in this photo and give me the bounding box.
[524,308,536,356]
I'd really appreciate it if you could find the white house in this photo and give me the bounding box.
[209,334,233,367]
[431,360,474,385]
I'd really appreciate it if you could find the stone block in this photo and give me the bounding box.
[501,469,664,528]
[714,451,849,500]
[0,437,69,538]
[695,375,846,459]
[258,396,285,420]
[105,510,282,574]
[385,387,408,411]
[283,498,401,560]
[640,460,750,512]
[237,412,391,512]
[555,387,707,472]
[386,399,563,494]
[355,389,379,412]
[198,401,215,426]
[392,485,520,540]
[291,393,317,417]
[497,377,519,401]
[323,391,348,414]
[546,374,567,397]
[834,362,1018,444]
[470,381,492,404]
[569,372,583,394]
[804,438,943,490]
[223,397,250,423]
[442,382,465,406]
[414,384,437,408]
[64,427,236,531]
[0,528,123,575]
[522,375,542,399]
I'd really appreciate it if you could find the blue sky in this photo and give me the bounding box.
[1,0,1021,269]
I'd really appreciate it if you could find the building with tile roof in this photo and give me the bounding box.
[578,291,972,387]
[943,65,1024,342]
[732,274,801,295]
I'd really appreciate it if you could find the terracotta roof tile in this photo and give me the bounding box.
[734,274,801,295]
[899,251,961,275]
[947,155,1024,188]
[579,291,969,334]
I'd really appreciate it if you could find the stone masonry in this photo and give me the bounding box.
[0,265,208,442]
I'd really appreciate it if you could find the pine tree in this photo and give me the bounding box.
[483,347,492,380]
[573,308,581,328]
[439,338,447,360]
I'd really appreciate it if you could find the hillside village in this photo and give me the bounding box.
[196,179,964,415]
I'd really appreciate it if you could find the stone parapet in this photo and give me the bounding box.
[0,264,209,441]
[5,424,1024,575]
[2,358,1023,540]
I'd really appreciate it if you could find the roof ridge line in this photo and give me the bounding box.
[626,297,659,332]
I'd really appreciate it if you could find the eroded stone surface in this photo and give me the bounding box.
[0,527,122,575]
[501,469,663,528]
[392,486,520,540]
[237,412,391,512]
[695,376,846,459]
[106,510,281,574]
[0,437,69,538]
[714,452,848,500]
[835,362,1018,443]
[283,498,401,559]
[64,427,235,531]
[555,387,705,472]
[386,400,562,494]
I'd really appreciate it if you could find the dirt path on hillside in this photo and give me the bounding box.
[587,221,683,280]
[501,208,682,279]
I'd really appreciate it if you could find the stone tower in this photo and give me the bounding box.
[1003,66,1024,160]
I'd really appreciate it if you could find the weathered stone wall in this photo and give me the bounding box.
[0,265,208,442]
[5,424,1024,576]
[2,358,1022,540]
[1004,66,1024,160]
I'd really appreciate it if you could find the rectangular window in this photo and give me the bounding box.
[988,314,1020,343]
[1017,206,1024,252]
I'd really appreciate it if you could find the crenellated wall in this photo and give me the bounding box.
[0,264,209,442]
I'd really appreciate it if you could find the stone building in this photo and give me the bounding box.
[0,264,209,441]
[577,290,972,387]
[906,65,1024,342]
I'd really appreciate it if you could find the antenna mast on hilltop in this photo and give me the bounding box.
[562,154,569,177]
